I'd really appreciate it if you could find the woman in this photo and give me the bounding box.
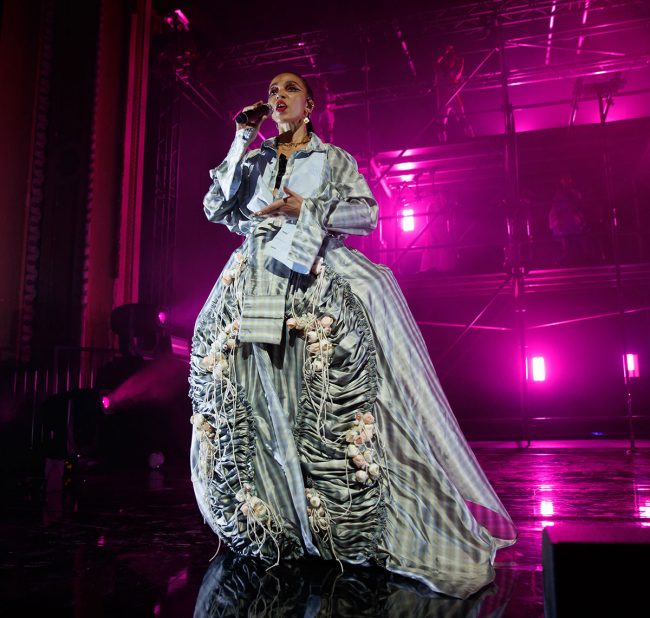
[189,72,516,599]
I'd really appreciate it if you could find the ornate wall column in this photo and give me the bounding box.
[0,0,47,363]
[79,0,130,351]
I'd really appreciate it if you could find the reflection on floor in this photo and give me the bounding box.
[2,441,649,616]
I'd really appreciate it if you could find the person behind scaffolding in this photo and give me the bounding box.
[548,173,593,266]
[434,44,474,144]
[316,77,336,144]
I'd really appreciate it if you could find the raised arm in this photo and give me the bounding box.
[202,127,258,234]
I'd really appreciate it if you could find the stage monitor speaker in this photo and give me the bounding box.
[543,524,650,617]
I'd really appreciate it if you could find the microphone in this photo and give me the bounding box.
[235,103,272,125]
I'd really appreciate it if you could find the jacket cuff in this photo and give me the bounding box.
[286,198,327,272]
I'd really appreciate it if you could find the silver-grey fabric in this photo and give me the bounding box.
[189,130,516,599]
[203,128,378,344]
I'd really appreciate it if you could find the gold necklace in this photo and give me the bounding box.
[277,136,310,148]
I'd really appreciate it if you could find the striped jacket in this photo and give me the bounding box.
[203,128,379,344]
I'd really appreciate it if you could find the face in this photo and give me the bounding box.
[267,73,312,126]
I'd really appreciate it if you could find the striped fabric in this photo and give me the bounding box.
[193,128,517,599]
[203,130,378,344]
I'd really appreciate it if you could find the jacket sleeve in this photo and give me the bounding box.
[202,127,257,234]
[286,146,378,271]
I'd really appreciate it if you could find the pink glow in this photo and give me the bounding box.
[391,160,434,173]
[545,2,557,66]
[639,501,650,519]
[167,568,189,595]
[541,520,555,528]
[577,0,590,54]
[107,356,189,409]
[97,535,105,547]
[101,396,111,410]
[171,335,190,358]
[396,174,415,183]
[174,9,190,28]
[540,500,555,517]
[401,209,415,232]
[528,356,546,382]
[157,311,167,325]
[634,483,650,526]
[625,353,640,378]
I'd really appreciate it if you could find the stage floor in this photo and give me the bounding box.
[2,440,649,616]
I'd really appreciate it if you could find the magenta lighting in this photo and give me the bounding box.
[174,9,190,28]
[527,356,546,382]
[624,353,640,379]
[545,1,557,65]
[157,310,167,325]
[540,499,554,517]
[171,335,190,358]
[401,208,415,232]
[101,396,111,410]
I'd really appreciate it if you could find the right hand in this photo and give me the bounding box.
[236,100,270,132]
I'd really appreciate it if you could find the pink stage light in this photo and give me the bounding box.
[101,396,111,410]
[639,501,650,519]
[528,356,546,382]
[634,483,650,526]
[174,9,190,28]
[538,495,555,528]
[401,208,415,232]
[157,310,167,325]
[540,500,555,517]
[639,501,650,527]
[624,353,640,378]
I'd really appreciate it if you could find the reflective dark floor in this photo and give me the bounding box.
[2,440,649,617]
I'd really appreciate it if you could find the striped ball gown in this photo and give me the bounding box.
[189,129,516,599]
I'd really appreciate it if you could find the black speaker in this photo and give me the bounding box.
[543,524,650,617]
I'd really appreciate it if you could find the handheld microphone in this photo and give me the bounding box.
[235,103,272,125]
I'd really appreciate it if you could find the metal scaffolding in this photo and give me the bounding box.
[176,0,650,444]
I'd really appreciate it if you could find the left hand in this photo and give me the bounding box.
[254,186,304,218]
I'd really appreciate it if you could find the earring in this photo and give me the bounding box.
[303,116,310,124]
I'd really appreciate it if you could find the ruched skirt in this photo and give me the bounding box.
[189,241,516,599]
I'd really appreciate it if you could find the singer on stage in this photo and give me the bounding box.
[188,71,516,599]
